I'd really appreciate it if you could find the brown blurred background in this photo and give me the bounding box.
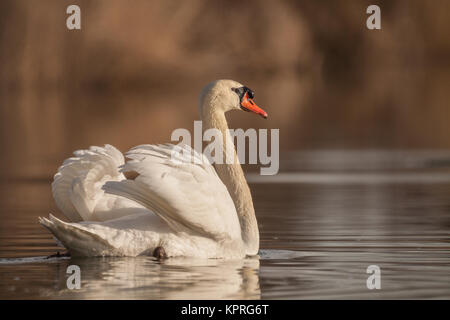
[0,0,449,179]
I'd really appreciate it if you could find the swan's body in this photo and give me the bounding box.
[40,80,267,258]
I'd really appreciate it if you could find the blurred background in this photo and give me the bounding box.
[0,0,449,178]
[0,1,450,299]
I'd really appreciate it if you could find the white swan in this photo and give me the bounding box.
[40,80,268,259]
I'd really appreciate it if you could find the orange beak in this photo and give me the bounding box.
[241,92,268,119]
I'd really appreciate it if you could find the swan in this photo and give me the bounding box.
[39,79,268,259]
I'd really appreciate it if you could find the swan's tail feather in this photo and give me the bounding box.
[51,144,125,222]
[39,214,115,257]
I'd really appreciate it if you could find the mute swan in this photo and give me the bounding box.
[40,79,268,259]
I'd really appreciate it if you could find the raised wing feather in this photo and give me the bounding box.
[103,144,241,241]
[52,144,146,222]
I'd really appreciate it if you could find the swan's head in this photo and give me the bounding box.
[199,79,268,119]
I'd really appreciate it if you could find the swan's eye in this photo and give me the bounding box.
[231,86,255,100]
[232,87,244,98]
[243,86,255,99]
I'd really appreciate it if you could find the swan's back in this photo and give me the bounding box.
[42,143,244,258]
[103,144,242,241]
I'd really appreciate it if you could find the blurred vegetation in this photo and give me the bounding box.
[0,0,449,178]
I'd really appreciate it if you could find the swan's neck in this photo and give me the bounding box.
[200,104,259,255]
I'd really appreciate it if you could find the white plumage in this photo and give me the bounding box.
[41,144,245,258]
[51,144,146,222]
[40,79,265,258]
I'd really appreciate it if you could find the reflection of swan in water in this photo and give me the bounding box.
[54,257,260,299]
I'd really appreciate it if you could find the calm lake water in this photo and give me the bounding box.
[0,151,449,299]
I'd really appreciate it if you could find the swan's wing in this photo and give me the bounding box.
[52,144,146,222]
[103,144,241,241]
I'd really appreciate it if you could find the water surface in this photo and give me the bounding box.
[0,151,449,299]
